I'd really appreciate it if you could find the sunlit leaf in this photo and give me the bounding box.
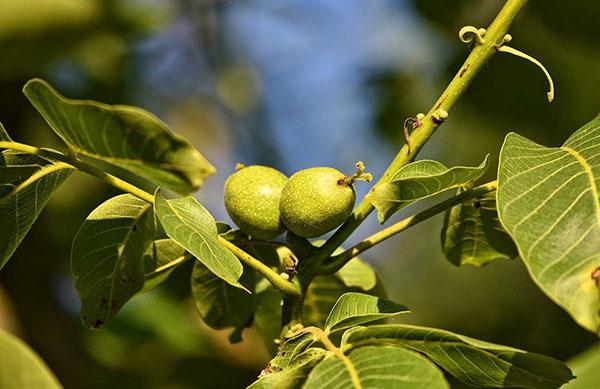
[342,324,574,388]
[141,239,187,293]
[0,151,72,269]
[366,156,489,223]
[441,191,517,267]
[497,117,600,333]
[23,78,215,194]
[566,342,600,388]
[71,194,155,328]
[191,260,256,343]
[154,190,244,289]
[324,292,409,333]
[248,348,326,389]
[0,329,62,389]
[304,345,448,389]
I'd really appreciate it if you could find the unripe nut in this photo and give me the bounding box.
[280,167,355,238]
[224,165,287,240]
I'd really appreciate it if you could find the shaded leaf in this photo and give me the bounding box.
[324,292,409,333]
[254,282,285,355]
[566,342,600,388]
[0,151,72,269]
[314,240,378,292]
[154,191,244,289]
[0,121,11,141]
[248,348,326,389]
[72,194,155,328]
[191,260,256,343]
[304,345,448,389]
[0,329,62,389]
[366,156,489,223]
[441,191,518,267]
[497,117,600,333]
[335,257,377,291]
[342,324,574,388]
[23,78,215,194]
[269,331,318,372]
[303,276,384,330]
[141,239,188,293]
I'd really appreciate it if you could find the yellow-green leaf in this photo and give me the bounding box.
[0,328,62,389]
[304,346,448,389]
[497,117,600,333]
[154,190,244,289]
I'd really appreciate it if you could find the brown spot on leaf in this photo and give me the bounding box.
[592,267,600,285]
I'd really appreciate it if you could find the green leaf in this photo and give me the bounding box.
[71,194,155,329]
[366,156,489,223]
[269,331,320,372]
[141,239,188,293]
[566,342,600,388]
[0,121,11,142]
[497,117,600,333]
[248,348,327,389]
[335,257,378,291]
[154,190,245,289]
[304,345,449,389]
[303,274,388,329]
[254,282,285,355]
[441,191,518,267]
[313,240,378,292]
[23,78,215,194]
[0,151,72,269]
[342,324,574,388]
[191,260,256,343]
[324,292,409,333]
[0,329,62,389]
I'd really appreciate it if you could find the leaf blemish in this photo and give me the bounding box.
[592,267,600,285]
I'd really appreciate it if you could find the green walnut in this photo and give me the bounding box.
[280,167,361,238]
[224,165,287,240]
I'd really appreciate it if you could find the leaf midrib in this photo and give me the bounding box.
[561,146,600,225]
[1,162,72,200]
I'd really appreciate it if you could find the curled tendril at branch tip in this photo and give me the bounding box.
[497,43,555,102]
[459,26,486,45]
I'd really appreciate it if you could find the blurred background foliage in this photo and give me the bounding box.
[0,0,598,388]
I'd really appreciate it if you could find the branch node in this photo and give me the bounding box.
[432,109,449,125]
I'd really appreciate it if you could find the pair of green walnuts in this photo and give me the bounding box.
[224,164,371,240]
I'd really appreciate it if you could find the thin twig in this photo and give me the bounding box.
[319,181,498,274]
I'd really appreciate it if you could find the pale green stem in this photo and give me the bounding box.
[0,140,300,296]
[319,181,498,275]
[219,237,301,296]
[315,0,529,262]
[0,141,154,203]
